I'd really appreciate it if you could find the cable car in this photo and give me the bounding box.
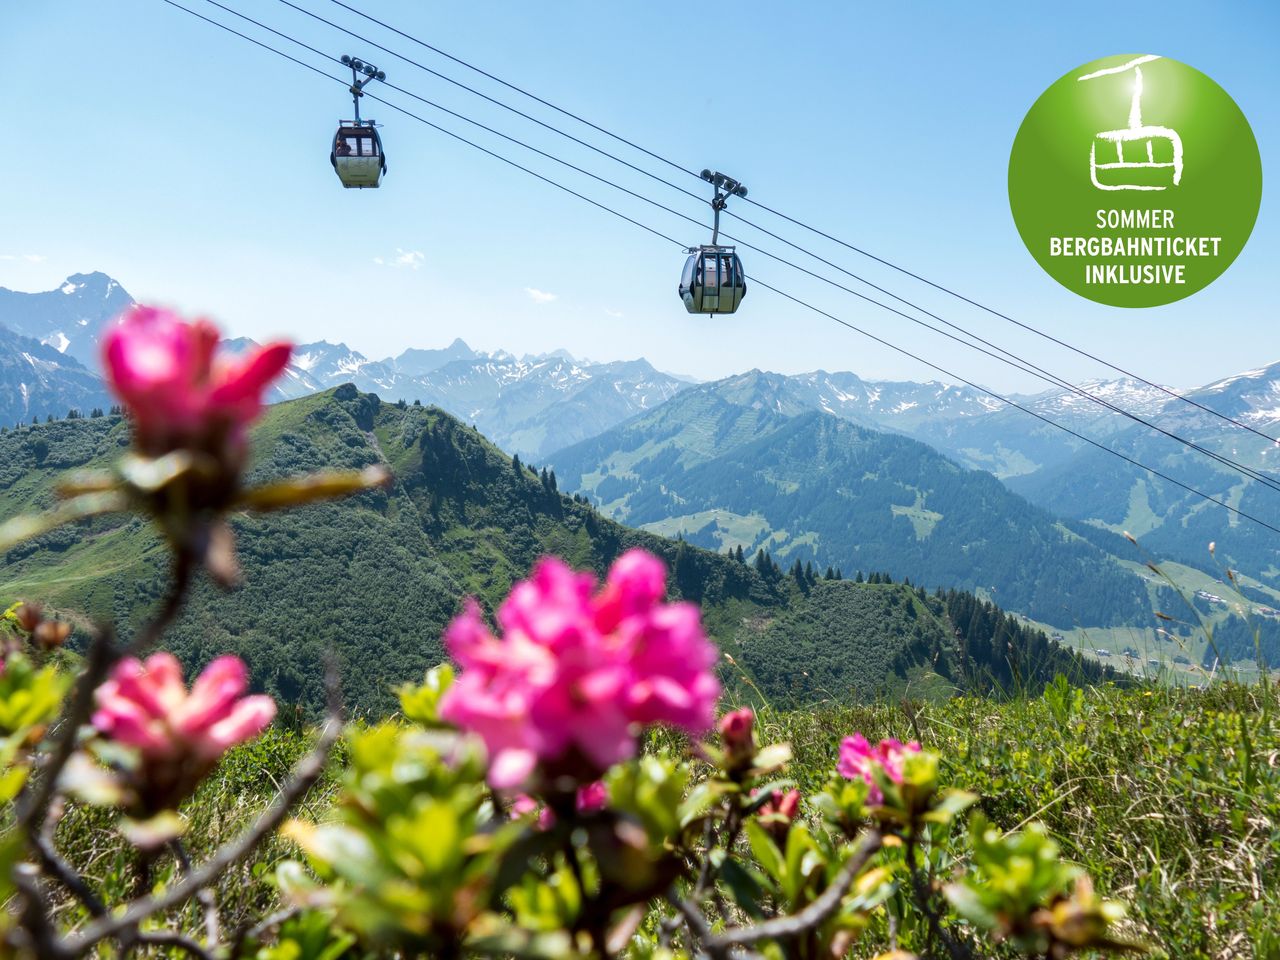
[333,55,387,189]
[331,123,386,189]
[680,246,746,314]
[680,170,748,314]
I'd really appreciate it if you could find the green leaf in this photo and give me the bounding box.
[0,491,128,551]
[397,664,455,726]
[117,450,200,492]
[944,881,998,928]
[744,818,786,885]
[236,466,391,512]
[748,742,794,777]
[719,857,767,919]
[121,811,187,850]
[922,789,979,825]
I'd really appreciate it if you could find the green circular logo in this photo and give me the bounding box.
[1009,54,1262,307]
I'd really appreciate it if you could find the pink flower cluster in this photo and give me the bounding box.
[102,306,291,461]
[837,733,921,805]
[93,653,276,810]
[511,781,609,829]
[755,787,801,841]
[439,549,721,789]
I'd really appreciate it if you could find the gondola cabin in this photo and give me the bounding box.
[679,246,746,314]
[331,123,386,189]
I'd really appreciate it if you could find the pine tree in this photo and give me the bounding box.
[825,565,835,580]
[855,571,864,583]
[512,453,522,476]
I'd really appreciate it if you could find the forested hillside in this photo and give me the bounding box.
[551,374,1153,627]
[1,387,1115,713]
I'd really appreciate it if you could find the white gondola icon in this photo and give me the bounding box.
[1079,54,1183,191]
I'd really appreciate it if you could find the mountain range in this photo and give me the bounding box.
[4,271,1280,633]
[0,274,689,459]
[0,387,1110,713]
[547,370,1155,628]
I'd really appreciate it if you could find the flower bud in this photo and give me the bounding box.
[15,602,42,634]
[756,787,801,842]
[33,620,71,650]
[718,707,756,767]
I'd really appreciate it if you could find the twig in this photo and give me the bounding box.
[665,893,721,958]
[134,929,217,959]
[33,816,106,918]
[127,547,195,655]
[11,863,62,959]
[702,831,883,949]
[906,834,970,960]
[232,905,301,955]
[58,701,341,957]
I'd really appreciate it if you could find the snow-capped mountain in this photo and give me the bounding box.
[269,341,691,458]
[1181,360,1280,428]
[0,326,112,426]
[0,272,134,369]
[784,370,1005,429]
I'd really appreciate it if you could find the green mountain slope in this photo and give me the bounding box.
[0,386,1112,713]
[550,373,1153,628]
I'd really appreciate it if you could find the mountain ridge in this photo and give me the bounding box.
[0,386,1111,712]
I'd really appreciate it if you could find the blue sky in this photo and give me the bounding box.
[1,1,1275,391]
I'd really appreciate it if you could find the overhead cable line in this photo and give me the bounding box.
[323,0,1280,448]
[247,0,1280,492]
[202,0,1280,495]
[155,0,1280,537]
[749,274,1280,535]
[269,0,708,206]
[158,0,684,252]
[323,0,704,184]
[733,196,1280,445]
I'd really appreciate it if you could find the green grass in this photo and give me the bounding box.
[43,681,1277,958]
[745,681,1280,958]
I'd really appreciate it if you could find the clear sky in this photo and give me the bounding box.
[1,1,1275,392]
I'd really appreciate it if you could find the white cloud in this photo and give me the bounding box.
[525,287,558,304]
[373,248,425,269]
[0,254,45,262]
[604,308,623,319]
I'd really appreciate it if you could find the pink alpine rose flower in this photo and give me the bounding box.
[718,706,756,771]
[755,787,801,841]
[102,305,291,463]
[837,733,922,805]
[719,707,755,750]
[439,549,720,790]
[93,652,276,812]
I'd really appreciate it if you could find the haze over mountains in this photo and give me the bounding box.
[3,271,1280,627]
